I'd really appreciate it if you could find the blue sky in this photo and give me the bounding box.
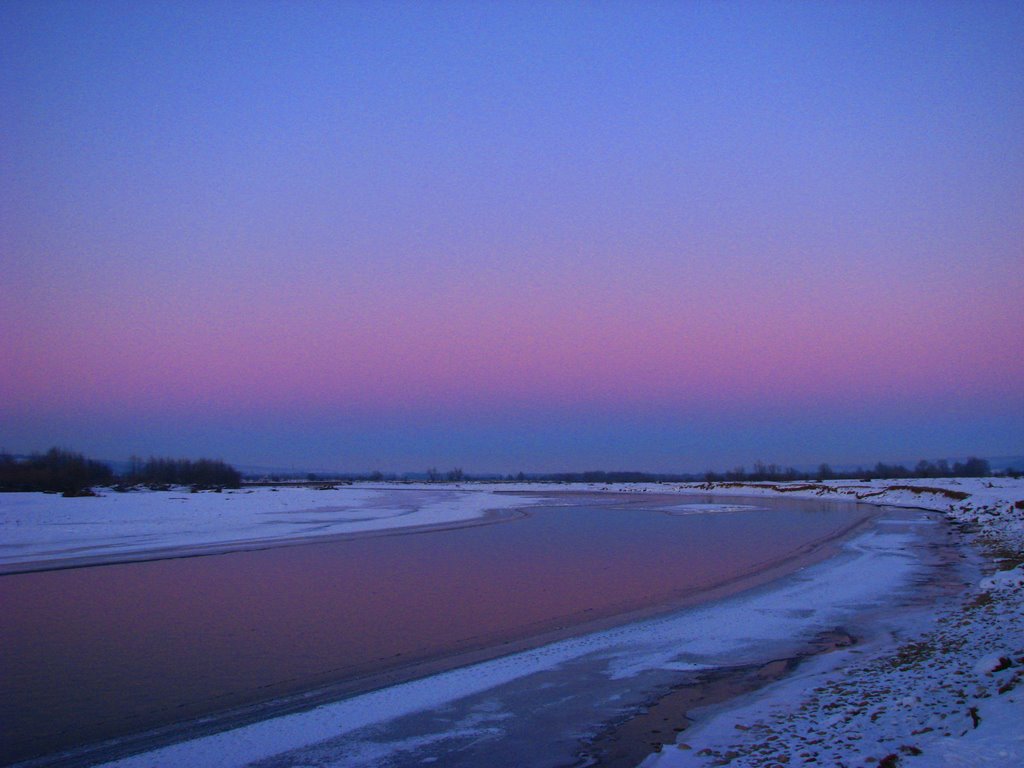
[2,1,1022,472]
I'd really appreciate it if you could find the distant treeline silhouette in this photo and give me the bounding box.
[698,457,996,483]
[284,457,1014,484]
[502,457,1008,484]
[0,448,241,494]
[0,448,113,495]
[0,448,1014,494]
[526,470,695,484]
[124,455,241,489]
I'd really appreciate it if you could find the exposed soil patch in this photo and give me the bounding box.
[577,630,855,767]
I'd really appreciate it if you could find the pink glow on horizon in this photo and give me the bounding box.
[4,257,1021,423]
[3,3,1022,468]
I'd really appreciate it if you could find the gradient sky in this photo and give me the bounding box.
[2,1,1022,473]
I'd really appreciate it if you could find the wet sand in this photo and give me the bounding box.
[1,493,874,766]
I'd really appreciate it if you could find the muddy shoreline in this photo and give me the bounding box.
[579,629,858,767]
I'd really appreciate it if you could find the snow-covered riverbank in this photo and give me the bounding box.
[3,478,1021,766]
[4,478,1019,575]
[91,500,938,768]
[640,477,1024,767]
[0,486,545,572]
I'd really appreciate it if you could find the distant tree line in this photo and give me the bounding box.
[0,448,241,495]
[425,467,465,482]
[124,455,241,489]
[2,448,1012,495]
[0,448,113,495]
[527,470,694,483]
[701,456,999,483]
[506,457,1010,484]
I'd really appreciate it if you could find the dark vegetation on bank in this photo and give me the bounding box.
[0,448,241,495]
[697,457,999,483]
[301,458,1017,484]
[1,449,1016,496]
[495,457,1009,484]
[0,449,114,495]
[121,455,242,490]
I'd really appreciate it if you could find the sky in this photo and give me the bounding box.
[1,1,1022,474]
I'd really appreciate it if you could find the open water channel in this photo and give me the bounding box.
[2,492,880,766]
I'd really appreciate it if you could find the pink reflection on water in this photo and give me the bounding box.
[0,495,866,763]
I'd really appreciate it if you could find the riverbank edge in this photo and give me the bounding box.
[634,477,1024,767]
[7,493,877,768]
[6,478,1022,767]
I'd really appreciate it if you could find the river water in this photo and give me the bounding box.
[1,492,873,765]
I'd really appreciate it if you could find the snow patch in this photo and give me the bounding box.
[0,486,545,571]
[981,566,1024,592]
[638,477,1024,768]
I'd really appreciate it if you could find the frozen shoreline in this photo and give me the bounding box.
[642,477,1024,767]
[0,486,547,573]
[4,477,1016,572]
[95,508,936,768]
[4,478,1022,767]
[4,477,1018,575]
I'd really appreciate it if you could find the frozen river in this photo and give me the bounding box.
[2,491,888,766]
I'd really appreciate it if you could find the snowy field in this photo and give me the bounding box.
[0,485,546,572]
[3,477,1023,767]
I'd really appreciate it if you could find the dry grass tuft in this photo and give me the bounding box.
[882,485,970,501]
